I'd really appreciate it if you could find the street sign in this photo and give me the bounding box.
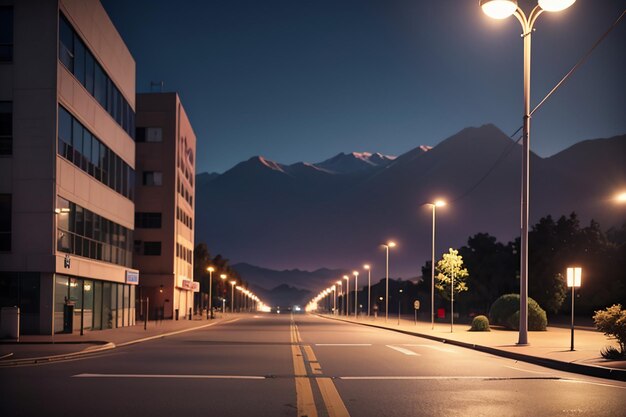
[413,300,420,310]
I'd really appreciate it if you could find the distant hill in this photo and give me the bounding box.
[196,125,626,286]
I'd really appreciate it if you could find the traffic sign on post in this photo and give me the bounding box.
[413,300,420,310]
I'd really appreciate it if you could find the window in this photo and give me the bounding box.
[0,194,11,251]
[58,13,135,139]
[59,15,74,71]
[135,212,162,229]
[0,7,12,62]
[143,171,163,186]
[57,105,135,201]
[0,101,12,155]
[146,128,163,142]
[143,242,161,256]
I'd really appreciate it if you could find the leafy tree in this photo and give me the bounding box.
[435,248,469,301]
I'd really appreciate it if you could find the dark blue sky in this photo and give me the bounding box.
[102,0,626,174]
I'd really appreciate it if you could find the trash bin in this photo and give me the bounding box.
[437,308,445,319]
[0,306,20,341]
[175,308,179,321]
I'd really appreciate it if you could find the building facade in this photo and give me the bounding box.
[0,0,138,335]
[134,93,196,321]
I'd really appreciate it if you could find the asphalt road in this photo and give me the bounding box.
[1,314,625,417]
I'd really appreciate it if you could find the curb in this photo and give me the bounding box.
[318,315,626,383]
[0,317,235,367]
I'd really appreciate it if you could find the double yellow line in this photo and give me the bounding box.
[290,320,350,417]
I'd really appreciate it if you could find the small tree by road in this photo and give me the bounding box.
[435,248,469,301]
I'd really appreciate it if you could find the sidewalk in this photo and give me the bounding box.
[319,313,626,382]
[0,313,237,366]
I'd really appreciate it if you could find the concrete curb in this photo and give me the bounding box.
[318,315,626,383]
[0,318,235,367]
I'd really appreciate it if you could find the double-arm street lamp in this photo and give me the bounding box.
[382,241,396,322]
[479,0,576,345]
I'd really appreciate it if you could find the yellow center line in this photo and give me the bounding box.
[290,321,317,417]
[316,377,351,417]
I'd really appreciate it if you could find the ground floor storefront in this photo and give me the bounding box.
[0,271,136,335]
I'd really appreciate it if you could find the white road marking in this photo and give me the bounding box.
[503,365,552,375]
[401,344,457,353]
[386,345,421,356]
[315,344,372,347]
[339,376,560,381]
[73,373,265,380]
[558,379,626,390]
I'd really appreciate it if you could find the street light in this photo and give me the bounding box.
[343,275,350,316]
[566,267,582,351]
[382,241,396,322]
[336,280,342,316]
[230,280,237,313]
[207,266,214,319]
[426,200,446,330]
[364,264,371,317]
[332,285,337,315]
[615,191,626,204]
[353,271,359,318]
[480,0,576,345]
[220,274,227,315]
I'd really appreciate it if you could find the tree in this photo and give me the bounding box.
[435,248,469,301]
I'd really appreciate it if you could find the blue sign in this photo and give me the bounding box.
[126,271,139,285]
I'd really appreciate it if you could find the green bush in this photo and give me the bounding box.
[593,304,626,356]
[469,315,490,331]
[489,294,547,331]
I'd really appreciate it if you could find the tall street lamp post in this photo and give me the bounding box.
[220,274,227,316]
[427,200,446,329]
[230,281,237,313]
[364,264,371,317]
[336,280,342,316]
[567,267,582,351]
[382,241,396,322]
[343,275,350,316]
[353,271,359,318]
[480,0,576,345]
[207,266,214,319]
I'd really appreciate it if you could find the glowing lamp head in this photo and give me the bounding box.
[480,0,517,19]
[353,271,359,277]
[538,0,575,12]
[343,275,349,281]
[207,266,214,272]
[363,264,370,270]
[336,280,342,286]
[566,267,582,287]
[388,241,396,248]
[616,192,626,203]
[230,280,236,285]
[220,274,227,280]
[434,200,447,207]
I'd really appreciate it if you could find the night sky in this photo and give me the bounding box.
[101,0,626,174]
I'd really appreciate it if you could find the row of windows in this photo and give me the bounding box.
[133,240,161,256]
[0,194,10,251]
[135,212,162,229]
[176,243,192,265]
[177,178,193,206]
[59,14,135,139]
[0,101,10,156]
[176,207,192,230]
[58,106,135,201]
[56,196,133,268]
[0,7,12,63]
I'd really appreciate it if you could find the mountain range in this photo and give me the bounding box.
[195,124,626,292]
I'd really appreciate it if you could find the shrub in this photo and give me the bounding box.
[489,294,547,331]
[600,346,625,360]
[593,304,626,356]
[469,315,490,331]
